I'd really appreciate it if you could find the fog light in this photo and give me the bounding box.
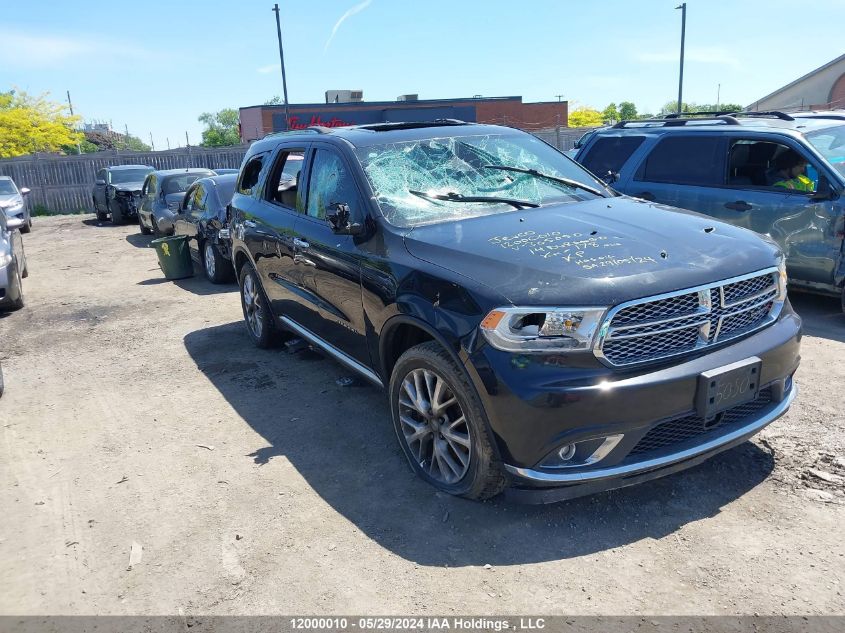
[538,434,624,469]
[557,444,576,462]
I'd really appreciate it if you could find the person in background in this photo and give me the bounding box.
[770,150,815,191]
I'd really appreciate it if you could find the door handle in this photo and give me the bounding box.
[243,220,257,228]
[293,238,310,249]
[635,192,655,201]
[724,201,752,212]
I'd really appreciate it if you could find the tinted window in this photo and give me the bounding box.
[580,136,645,177]
[239,154,265,195]
[162,174,208,195]
[638,136,724,185]
[110,169,151,184]
[306,149,360,221]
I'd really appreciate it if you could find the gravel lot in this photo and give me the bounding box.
[1,214,843,616]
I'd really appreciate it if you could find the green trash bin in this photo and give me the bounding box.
[151,235,194,280]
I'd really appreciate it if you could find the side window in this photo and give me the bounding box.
[238,153,266,195]
[637,136,724,186]
[728,139,816,192]
[191,183,207,216]
[265,149,306,211]
[143,175,158,197]
[580,136,645,177]
[305,149,360,221]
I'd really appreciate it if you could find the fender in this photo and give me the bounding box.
[378,313,466,379]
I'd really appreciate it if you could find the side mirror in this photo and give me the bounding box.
[327,202,363,236]
[809,176,838,202]
[6,217,25,230]
[95,179,106,186]
[602,171,619,185]
[19,187,31,196]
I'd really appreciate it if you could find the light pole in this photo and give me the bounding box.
[272,3,291,131]
[676,3,687,115]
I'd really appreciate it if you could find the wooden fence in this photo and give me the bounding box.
[0,146,249,214]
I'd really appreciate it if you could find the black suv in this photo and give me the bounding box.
[229,121,801,503]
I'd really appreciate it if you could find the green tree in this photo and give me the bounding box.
[601,102,619,124]
[264,96,285,105]
[568,107,604,128]
[0,89,83,158]
[198,108,241,147]
[619,101,638,120]
[658,101,745,116]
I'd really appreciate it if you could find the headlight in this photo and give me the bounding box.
[480,306,607,353]
[777,256,788,301]
[5,201,23,213]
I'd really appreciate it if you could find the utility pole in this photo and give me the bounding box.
[676,3,687,115]
[166,137,171,150]
[555,94,564,102]
[716,83,721,111]
[125,123,130,150]
[272,3,291,130]
[66,90,74,115]
[149,132,155,151]
[186,131,192,168]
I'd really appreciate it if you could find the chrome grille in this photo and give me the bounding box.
[597,269,781,367]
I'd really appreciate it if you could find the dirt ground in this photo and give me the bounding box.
[0,214,843,616]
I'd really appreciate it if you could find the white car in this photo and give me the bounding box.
[0,176,32,234]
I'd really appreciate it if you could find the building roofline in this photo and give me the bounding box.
[748,53,845,108]
[239,95,565,111]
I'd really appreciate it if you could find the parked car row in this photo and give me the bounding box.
[89,117,823,503]
[0,175,30,312]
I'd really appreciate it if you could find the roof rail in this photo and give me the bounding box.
[612,115,740,128]
[263,128,327,139]
[356,119,469,132]
[728,110,795,121]
[664,111,735,119]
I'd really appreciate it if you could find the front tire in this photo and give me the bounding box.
[19,214,31,234]
[238,263,278,349]
[7,263,24,311]
[138,213,152,235]
[389,341,506,500]
[110,200,124,225]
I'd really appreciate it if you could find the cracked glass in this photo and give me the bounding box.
[353,132,607,228]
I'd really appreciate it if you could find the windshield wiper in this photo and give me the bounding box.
[408,189,539,209]
[482,165,606,197]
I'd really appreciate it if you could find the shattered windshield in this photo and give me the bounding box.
[806,125,845,176]
[354,133,608,227]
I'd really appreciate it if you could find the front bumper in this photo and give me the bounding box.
[113,194,141,217]
[464,305,801,501]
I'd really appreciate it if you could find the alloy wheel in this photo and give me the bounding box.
[242,273,263,338]
[398,368,471,484]
[204,243,216,279]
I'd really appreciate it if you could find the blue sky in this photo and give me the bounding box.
[2,0,844,148]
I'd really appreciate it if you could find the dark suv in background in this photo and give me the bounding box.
[574,112,845,308]
[229,121,801,503]
[92,165,154,224]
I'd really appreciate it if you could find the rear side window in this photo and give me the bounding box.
[580,136,645,177]
[637,136,724,185]
[238,153,266,195]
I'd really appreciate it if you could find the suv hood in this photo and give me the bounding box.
[403,197,780,306]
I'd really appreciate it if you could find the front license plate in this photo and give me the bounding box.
[696,356,762,420]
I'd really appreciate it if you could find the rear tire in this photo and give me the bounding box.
[389,341,506,500]
[238,263,279,349]
[203,240,234,284]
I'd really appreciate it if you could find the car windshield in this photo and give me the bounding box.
[354,132,609,228]
[0,180,18,195]
[110,169,151,184]
[806,125,845,176]
[162,173,212,195]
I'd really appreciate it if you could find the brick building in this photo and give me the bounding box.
[238,95,568,142]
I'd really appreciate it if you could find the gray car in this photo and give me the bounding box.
[137,169,215,236]
[0,176,32,234]
[92,165,154,224]
[0,210,27,311]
